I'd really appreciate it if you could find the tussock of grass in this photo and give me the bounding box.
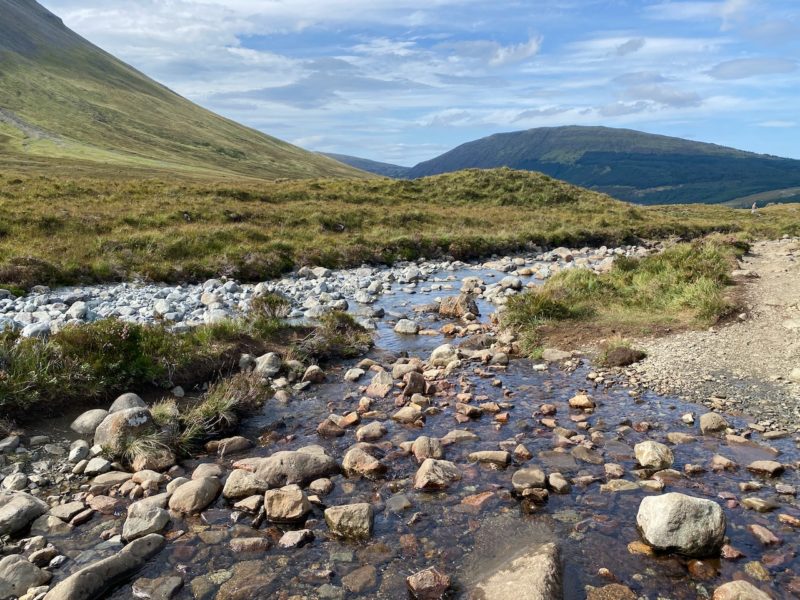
[504,237,744,355]
[298,312,373,360]
[1,169,796,291]
[0,313,292,417]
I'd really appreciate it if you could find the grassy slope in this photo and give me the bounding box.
[503,236,746,355]
[406,126,800,205]
[0,0,365,180]
[1,168,798,292]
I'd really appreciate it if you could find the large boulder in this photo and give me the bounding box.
[439,294,479,318]
[0,491,49,536]
[263,485,311,522]
[70,409,109,436]
[108,392,147,413]
[637,493,726,557]
[43,534,165,600]
[324,503,373,539]
[471,542,562,599]
[94,408,155,456]
[232,447,338,488]
[634,441,674,470]
[0,555,52,598]
[167,477,221,514]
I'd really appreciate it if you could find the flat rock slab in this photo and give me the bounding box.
[470,542,562,600]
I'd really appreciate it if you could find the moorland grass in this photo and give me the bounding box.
[0,306,371,418]
[1,168,797,291]
[503,236,746,355]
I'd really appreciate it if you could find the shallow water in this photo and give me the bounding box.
[30,261,800,599]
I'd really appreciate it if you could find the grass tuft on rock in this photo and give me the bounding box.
[299,312,374,360]
[504,237,743,355]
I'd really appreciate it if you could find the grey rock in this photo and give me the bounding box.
[0,555,52,599]
[70,409,109,436]
[472,542,562,600]
[232,447,338,488]
[43,534,165,600]
[108,392,147,413]
[637,492,726,557]
[0,491,49,536]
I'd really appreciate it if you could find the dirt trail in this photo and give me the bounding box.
[629,237,800,432]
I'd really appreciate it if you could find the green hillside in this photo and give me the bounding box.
[0,0,365,179]
[405,126,800,204]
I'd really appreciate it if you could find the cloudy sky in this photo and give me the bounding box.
[42,0,799,164]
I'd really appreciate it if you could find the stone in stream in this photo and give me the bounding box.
[429,344,458,367]
[406,566,451,599]
[439,294,479,318]
[414,459,462,490]
[0,491,49,536]
[222,469,269,499]
[302,364,325,384]
[342,445,387,480]
[167,477,221,514]
[403,371,426,396]
[471,542,562,599]
[568,393,595,409]
[366,370,394,398]
[512,468,546,493]
[712,580,772,600]
[324,503,374,539]
[634,441,674,470]
[0,555,52,599]
[109,392,147,413]
[411,436,444,463]
[394,319,421,335]
[637,493,726,557]
[699,412,729,435]
[49,501,86,522]
[43,534,165,600]
[746,460,784,477]
[263,485,311,522]
[131,576,184,600]
[344,368,365,382]
[468,451,511,468]
[122,501,170,541]
[70,409,109,436]
[233,446,338,487]
[393,404,424,424]
[355,421,387,442]
[279,529,314,549]
[342,565,377,593]
[94,407,155,456]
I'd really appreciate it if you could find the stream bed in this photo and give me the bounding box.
[12,256,800,600]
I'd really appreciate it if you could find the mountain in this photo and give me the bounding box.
[0,0,365,179]
[405,126,800,205]
[321,153,410,178]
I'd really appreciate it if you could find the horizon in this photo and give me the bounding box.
[41,0,800,165]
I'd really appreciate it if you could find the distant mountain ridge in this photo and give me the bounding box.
[321,153,411,178]
[337,126,800,205]
[0,0,364,179]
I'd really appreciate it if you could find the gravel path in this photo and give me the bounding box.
[628,237,800,432]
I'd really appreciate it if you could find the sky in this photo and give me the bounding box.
[41,0,800,165]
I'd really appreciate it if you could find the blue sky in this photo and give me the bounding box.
[42,0,800,164]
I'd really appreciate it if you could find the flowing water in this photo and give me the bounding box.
[28,261,800,599]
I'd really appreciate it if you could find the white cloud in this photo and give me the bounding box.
[489,36,543,66]
[757,120,796,128]
[708,57,796,79]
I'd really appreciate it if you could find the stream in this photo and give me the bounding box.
[17,257,800,600]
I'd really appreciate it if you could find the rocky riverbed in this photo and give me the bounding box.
[1,247,799,600]
[0,244,644,337]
